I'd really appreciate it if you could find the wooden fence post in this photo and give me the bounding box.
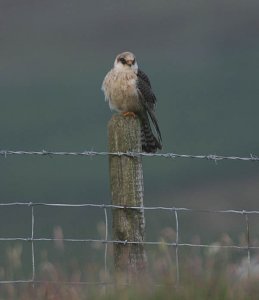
[108,114,146,282]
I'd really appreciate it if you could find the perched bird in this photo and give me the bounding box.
[102,51,162,153]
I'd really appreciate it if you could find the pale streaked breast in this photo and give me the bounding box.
[102,69,141,113]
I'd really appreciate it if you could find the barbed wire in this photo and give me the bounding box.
[0,149,259,161]
[0,202,256,286]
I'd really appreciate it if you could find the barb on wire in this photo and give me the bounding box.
[0,149,258,162]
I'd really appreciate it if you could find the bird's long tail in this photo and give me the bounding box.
[141,118,162,153]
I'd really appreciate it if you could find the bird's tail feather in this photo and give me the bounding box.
[141,119,162,153]
[147,108,162,145]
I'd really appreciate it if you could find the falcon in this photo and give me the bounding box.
[102,51,162,153]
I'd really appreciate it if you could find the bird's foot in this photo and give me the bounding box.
[122,111,136,118]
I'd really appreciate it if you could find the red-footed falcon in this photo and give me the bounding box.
[102,51,162,153]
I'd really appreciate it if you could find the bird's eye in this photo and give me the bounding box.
[120,58,126,64]
[132,59,135,64]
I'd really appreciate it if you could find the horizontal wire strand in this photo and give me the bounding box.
[0,149,258,161]
[0,202,259,215]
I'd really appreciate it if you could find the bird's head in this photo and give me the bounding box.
[114,52,138,73]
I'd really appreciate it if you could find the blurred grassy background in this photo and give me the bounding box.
[0,0,259,283]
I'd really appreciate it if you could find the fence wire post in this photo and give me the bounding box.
[244,212,251,278]
[31,204,35,287]
[103,207,108,292]
[108,114,147,284]
[173,209,180,285]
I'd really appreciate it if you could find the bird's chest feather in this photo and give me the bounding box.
[105,71,140,112]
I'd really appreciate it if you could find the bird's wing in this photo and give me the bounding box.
[137,69,152,87]
[136,69,162,144]
[137,69,156,110]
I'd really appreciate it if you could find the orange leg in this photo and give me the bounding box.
[122,111,136,118]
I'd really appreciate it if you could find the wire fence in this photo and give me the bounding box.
[0,202,257,286]
[0,149,258,286]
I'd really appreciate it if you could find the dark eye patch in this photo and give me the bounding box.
[119,58,126,64]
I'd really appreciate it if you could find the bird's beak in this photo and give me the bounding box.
[126,60,133,66]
